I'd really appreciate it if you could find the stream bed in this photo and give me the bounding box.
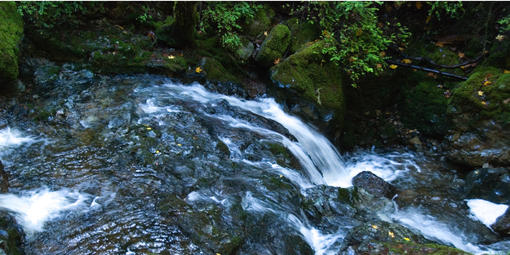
[0,65,509,254]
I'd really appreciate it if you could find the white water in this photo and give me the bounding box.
[0,188,88,233]
[466,199,509,229]
[392,208,497,255]
[0,127,34,151]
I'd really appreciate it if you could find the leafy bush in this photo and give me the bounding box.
[427,2,464,20]
[16,1,104,31]
[290,2,410,87]
[200,2,261,51]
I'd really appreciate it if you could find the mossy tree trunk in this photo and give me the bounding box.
[173,2,198,48]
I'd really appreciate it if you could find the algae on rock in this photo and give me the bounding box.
[0,1,24,88]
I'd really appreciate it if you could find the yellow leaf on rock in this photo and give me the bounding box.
[168,55,175,59]
[195,67,202,73]
[483,80,492,86]
[177,144,182,147]
[404,237,410,241]
[402,59,412,64]
[388,231,395,238]
[371,225,379,230]
[496,34,505,42]
[146,127,152,130]
[504,70,510,74]
[389,64,398,70]
[481,101,487,105]
[478,90,484,96]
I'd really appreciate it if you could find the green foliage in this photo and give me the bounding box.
[0,2,23,84]
[200,2,261,51]
[136,5,154,25]
[16,1,94,30]
[291,2,410,86]
[498,14,510,33]
[427,1,464,20]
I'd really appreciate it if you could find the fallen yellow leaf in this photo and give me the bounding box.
[402,59,412,64]
[478,90,484,96]
[156,150,160,154]
[504,70,510,74]
[146,127,152,130]
[376,63,383,69]
[195,66,202,73]
[496,34,506,42]
[388,231,395,238]
[168,55,175,59]
[389,64,398,70]
[371,225,379,230]
[177,143,182,147]
[483,80,492,86]
[263,31,268,36]
[274,58,281,65]
[458,52,465,58]
[403,237,410,241]
[481,101,487,105]
[279,175,283,178]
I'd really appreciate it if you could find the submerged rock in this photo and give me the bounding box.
[352,171,396,199]
[492,208,510,237]
[0,2,24,90]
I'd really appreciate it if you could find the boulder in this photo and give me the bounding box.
[271,40,345,125]
[0,2,24,89]
[246,5,274,38]
[255,24,291,67]
[492,207,510,237]
[464,168,510,204]
[352,171,396,199]
[285,18,320,54]
[0,211,25,255]
[446,67,510,167]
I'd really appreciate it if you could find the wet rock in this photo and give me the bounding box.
[492,208,510,237]
[352,171,396,199]
[235,37,255,62]
[285,18,320,54]
[342,221,427,254]
[0,2,23,90]
[0,211,25,255]
[0,161,7,193]
[464,168,510,204]
[255,24,291,67]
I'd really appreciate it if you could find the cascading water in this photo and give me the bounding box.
[0,74,508,254]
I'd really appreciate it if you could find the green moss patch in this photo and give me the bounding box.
[256,24,291,67]
[0,1,23,86]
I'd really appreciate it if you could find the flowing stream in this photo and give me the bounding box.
[0,72,509,254]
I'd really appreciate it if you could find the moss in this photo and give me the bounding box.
[255,24,291,67]
[0,1,23,87]
[271,40,345,123]
[246,5,275,37]
[154,15,176,46]
[401,80,452,137]
[485,39,510,69]
[285,18,321,54]
[449,66,510,124]
[201,57,240,83]
[382,242,470,255]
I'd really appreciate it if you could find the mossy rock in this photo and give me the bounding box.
[380,242,471,255]
[401,81,452,137]
[246,5,275,38]
[285,18,321,54]
[449,66,510,124]
[271,40,345,124]
[255,24,291,67]
[235,36,255,62]
[0,1,23,88]
[154,16,176,46]
[406,41,460,67]
[485,39,510,69]
[200,57,240,83]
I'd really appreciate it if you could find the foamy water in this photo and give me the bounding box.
[0,188,88,233]
[466,199,509,229]
[0,128,34,149]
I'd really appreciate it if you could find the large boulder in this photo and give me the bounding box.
[492,208,510,237]
[255,24,291,67]
[285,18,320,54]
[0,2,24,89]
[352,171,396,199]
[271,40,345,125]
[446,67,510,167]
